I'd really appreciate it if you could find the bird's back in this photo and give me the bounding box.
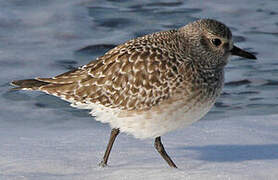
[13,29,191,110]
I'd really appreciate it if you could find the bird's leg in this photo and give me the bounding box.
[154,137,177,168]
[99,128,120,167]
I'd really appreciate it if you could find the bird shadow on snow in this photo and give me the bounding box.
[182,144,278,162]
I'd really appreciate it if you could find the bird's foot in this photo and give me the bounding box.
[98,160,108,168]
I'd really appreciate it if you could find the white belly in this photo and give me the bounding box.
[79,95,217,139]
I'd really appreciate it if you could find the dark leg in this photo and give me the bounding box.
[154,137,177,168]
[99,128,120,167]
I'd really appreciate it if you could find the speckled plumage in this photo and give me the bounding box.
[38,29,183,111]
[11,19,256,167]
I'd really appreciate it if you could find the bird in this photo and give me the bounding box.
[11,19,256,168]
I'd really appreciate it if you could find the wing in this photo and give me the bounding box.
[37,30,184,110]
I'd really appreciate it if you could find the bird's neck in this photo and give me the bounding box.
[189,62,225,88]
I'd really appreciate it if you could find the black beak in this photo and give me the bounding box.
[231,45,257,59]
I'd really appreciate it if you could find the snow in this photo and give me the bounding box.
[1,111,278,180]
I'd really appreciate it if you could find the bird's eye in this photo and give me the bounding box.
[211,38,222,47]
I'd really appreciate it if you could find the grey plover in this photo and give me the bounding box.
[11,19,256,168]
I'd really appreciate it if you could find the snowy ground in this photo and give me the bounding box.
[1,111,278,180]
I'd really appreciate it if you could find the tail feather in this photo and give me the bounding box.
[10,79,50,90]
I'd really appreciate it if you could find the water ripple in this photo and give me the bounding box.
[76,44,116,56]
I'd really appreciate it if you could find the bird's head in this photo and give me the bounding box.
[178,19,256,69]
